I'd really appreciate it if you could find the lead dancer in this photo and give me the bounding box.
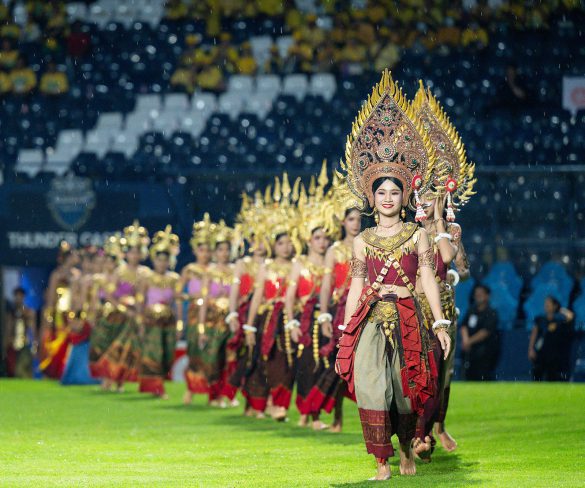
[335,70,451,480]
[412,81,476,455]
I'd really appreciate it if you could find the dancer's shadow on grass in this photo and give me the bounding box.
[331,454,481,487]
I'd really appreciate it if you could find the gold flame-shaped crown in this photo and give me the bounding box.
[104,233,123,260]
[149,225,180,267]
[211,219,235,249]
[190,213,216,248]
[412,80,476,208]
[340,69,437,210]
[121,220,150,259]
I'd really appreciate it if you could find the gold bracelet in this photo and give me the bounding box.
[197,322,205,335]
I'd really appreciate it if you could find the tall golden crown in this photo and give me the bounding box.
[149,225,180,268]
[211,219,235,249]
[121,220,150,259]
[412,80,476,221]
[340,69,437,221]
[291,161,338,253]
[190,213,215,248]
[103,233,123,260]
[322,166,361,240]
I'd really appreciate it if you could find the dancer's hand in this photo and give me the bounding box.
[229,317,239,333]
[434,194,446,221]
[198,333,209,350]
[436,330,451,359]
[321,319,333,338]
[245,332,256,348]
[290,327,301,343]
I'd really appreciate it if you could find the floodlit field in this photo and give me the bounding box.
[1,380,584,487]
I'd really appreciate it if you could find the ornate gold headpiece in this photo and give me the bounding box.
[121,220,150,259]
[340,69,437,221]
[149,225,180,268]
[412,80,476,221]
[103,233,123,261]
[211,219,234,249]
[190,213,215,249]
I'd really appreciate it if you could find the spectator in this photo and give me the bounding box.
[263,44,283,74]
[196,65,226,94]
[40,61,69,96]
[528,296,575,381]
[10,57,37,95]
[0,39,18,70]
[3,287,37,378]
[170,63,194,94]
[460,284,500,381]
[0,69,11,95]
[66,21,91,58]
[235,42,258,75]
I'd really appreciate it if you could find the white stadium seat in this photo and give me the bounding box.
[282,74,309,101]
[218,92,245,120]
[164,93,190,112]
[310,73,337,101]
[16,149,44,177]
[84,130,113,158]
[228,75,254,94]
[256,75,281,95]
[135,93,162,113]
[111,133,138,158]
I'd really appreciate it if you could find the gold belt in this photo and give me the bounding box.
[145,303,173,320]
[370,301,399,348]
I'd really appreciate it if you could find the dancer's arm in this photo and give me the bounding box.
[453,239,470,281]
[418,228,451,359]
[227,259,244,333]
[284,260,301,342]
[343,236,366,326]
[319,246,336,338]
[434,196,459,264]
[246,265,266,327]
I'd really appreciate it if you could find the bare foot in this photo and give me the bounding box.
[329,423,342,433]
[116,385,125,394]
[209,399,221,408]
[369,462,391,481]
[435,423,457,452]
[183,391,193,406]
[413,436,432,463]
[101,379,112,391]
[297,414,309,427]
[255,411,266,419]
[399,442,416,476]
[159,393,169,400]
[229,399,240,408]
[312,420,329,431]
[244,407,255,417]
[271,406,287,422]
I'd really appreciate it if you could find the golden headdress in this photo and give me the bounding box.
[291,161,337,253]
[149,225,180,269]
[210,219,234,249]
[340,69,437,222]
[190,213,215,248]
[322,166,362,239]
[103,233,123,261]
[121,220,150,259]
[412,80,476,221]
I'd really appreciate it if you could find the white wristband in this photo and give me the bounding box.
[317,313,333,324]
[284,319,300,331]
[225,311,239,325]
[243,324,257,333]
[432,319,452,331]
[338,324,347,331]
[447,269,460,287]
[434,233,452,243]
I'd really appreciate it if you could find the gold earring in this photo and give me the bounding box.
[374,208,380,224]
[401,208,406,219]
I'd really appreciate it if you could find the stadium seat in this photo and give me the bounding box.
[256,75,281,96]
[310,74,337,102]
[283,74,309,101]
[15,149,44,178]
[164,94,190,112]
[228,75,254,94]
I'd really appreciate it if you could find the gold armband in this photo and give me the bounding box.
[197,322,205,334]
[350,258,367,278]
[419,248,436,269]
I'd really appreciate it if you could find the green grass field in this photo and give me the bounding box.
[1,380,584,487]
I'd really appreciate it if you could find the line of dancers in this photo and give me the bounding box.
[37,70,476,480]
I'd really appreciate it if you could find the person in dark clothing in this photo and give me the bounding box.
[460,285,499,381]
[528,296,574,382]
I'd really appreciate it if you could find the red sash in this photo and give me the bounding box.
[260,301,284,358]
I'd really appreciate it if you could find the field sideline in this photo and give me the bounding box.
[1,380,584,487]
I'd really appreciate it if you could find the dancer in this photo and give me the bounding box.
[227,194,269,417]
[182,214,213,404]
[138,226,180,398]
[40,242,80,379]
[412,81,476,454]
[3,287,37,378]
[248,176,298,420]
[61,246,99,385]
[188,218,236,407]
[335,70,451,480]
[98,221,151,391]
[306,174,361,433]
[285,166,332,430]
[89,235,124,388]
